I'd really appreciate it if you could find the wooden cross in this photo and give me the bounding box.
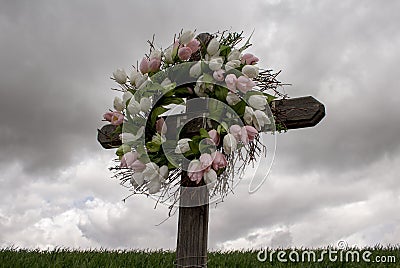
[97,96,325,267]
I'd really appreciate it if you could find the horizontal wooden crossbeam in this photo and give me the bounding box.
[97,96,325,149]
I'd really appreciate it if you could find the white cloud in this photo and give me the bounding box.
[0,0,399,251]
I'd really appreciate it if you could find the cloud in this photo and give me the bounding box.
[0,0,399,251]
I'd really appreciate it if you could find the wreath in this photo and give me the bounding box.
[101,30,285,208]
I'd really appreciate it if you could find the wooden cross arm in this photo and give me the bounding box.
[272,96,325,129]
[97,96,325,149]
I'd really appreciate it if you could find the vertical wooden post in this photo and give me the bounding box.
[176,176,209,267]
[176,98,209,267]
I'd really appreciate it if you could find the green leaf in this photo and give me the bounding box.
[219,45,231,59]
[188,136,201,156]
[264,93,277,104]
[199,128,210,139]
[159,97,184,106]
[231,100,246,117]
[116,144,131,157]
[214,85,228,102]
[174,87,192,97]
[146,141,160,153]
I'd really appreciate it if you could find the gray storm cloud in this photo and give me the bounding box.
[0,0,399,249]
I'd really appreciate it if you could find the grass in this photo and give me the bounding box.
[0,246,399,267]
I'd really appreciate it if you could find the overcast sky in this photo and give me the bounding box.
[1,0,400,250]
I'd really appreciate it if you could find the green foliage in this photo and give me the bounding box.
[1,247,399,268]
[199,128,210,139]
[231,100,246,117]
[213,85,228,103]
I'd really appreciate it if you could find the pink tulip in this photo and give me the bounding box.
[188,160,204,184]
[110,111,124,126]
[148,58,161,72]
[199,153,213,172]
[103,111,114,122]
[213,69,225,82]
[236,75,255,93]
[155,118,167,134]
[241,53,259,65]
[178,47,192,61]
[186,39,200,54]
[244,125,258,141]
[229,125,242,142]
[225,74,238,92]
[208,129,220,145]
[130,160,146,172]
[120,152,138,168]
[139,57,150,74]
[240,126,249,145]
[186,87,194,94]
[211,152,228,171]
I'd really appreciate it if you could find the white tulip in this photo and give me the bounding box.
[113,96,124,111]
[207,38,220,56]
[130,70,146,87]
[244,106,255,125]
[159,165,169,183]
[248,95,267,110]
[140,97,151,112]
[143,162,160,181]
[223,133,237,154]
[179,30,195,45]
[120,126,144,143]
[122,91,133,104]
[226,92,241,106]
[161,78,172,87]
[148,179,161,194]
[225,60,241,71]
[204,169,217,185]
[209,57,224,71]
[204,170,217,189]
[189,61,202,78]
[113,68,127,84]
[253,110,271,131]
[127,99,141,115]
[242,65,259,79]
[175,138,192,154]
[227,49,241,61]
[150,49,162,60]
[131,172,144,188]
[164,45,175,64]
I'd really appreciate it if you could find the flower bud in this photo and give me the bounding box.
[139,97,151,112]
[242,65,259,79]
[179,30,195,45]
[223,133,237,154]
[227,49,241,61]
[226,92,241,105]
[139,57,150,74]
[248,94,267,110]
[207,38,220,56]
[209,57,224,71]
[150,49,162,60]
[113,68,127,84]
[178,47,192,61]
[113,96,124,111]
[189,61,202,78]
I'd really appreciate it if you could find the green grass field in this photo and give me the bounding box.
[0,247,399,267]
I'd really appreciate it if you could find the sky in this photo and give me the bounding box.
[1,0,400,250]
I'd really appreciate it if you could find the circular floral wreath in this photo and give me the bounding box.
[102,30,285,208]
